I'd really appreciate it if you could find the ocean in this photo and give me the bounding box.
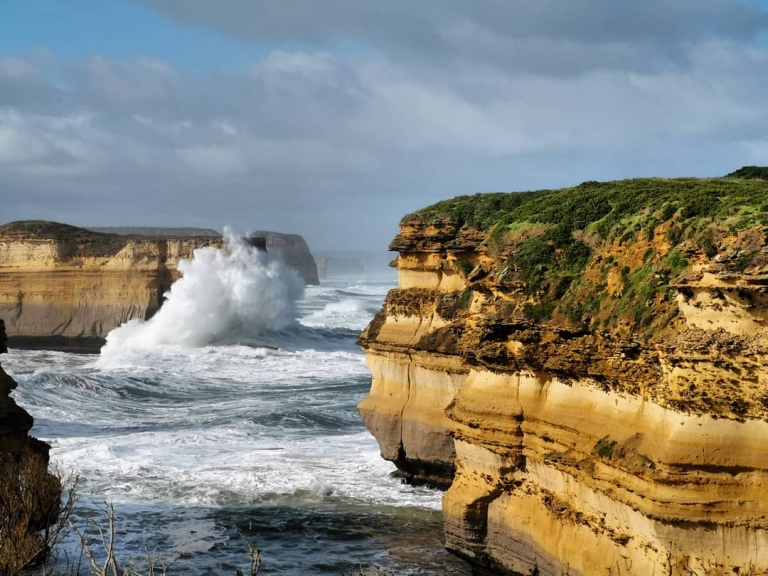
[3,238,470,575]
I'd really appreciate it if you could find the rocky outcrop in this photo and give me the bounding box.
[0,319,48,457]
[0,221,320,346]
[249,231,320,285]
[358,176,768,574]
[0,320,34,453]
[0,319,62,572]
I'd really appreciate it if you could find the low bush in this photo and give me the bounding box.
[0,447,74,576]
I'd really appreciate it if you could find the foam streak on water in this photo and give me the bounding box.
[5,256,470,575]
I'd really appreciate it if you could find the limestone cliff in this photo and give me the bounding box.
[0,222,320,345]
[358,175,768,575]
[0,221,219,345]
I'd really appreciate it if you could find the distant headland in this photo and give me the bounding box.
[0,222,318,350]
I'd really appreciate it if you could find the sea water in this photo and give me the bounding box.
[4,237,470,575]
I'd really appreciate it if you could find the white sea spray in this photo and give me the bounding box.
[100,232,304,357]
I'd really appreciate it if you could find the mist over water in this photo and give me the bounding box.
[5,240,470,575]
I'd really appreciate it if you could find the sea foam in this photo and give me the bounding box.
[100,232,304,357]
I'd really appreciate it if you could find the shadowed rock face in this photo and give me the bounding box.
[0,319,42,454]
[358,178,768,575]
[0,319,61,573]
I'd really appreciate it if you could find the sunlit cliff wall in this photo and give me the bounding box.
[0,222,219,342]
[359,175,768,575]
[0,222,320,344]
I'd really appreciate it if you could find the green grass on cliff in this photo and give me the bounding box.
[403,169,768,334]
[725,166,768,180]
[404,174,768,234]
[0,220,129,257]
[1,220,100,240]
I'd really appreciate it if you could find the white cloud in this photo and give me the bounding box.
[212,120,239,137]
[87,55,177,107]
[0,124,53,165]
[0,57,36,79]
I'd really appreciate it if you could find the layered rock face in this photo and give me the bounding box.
[0,222,219,343]
[358,177,768,575]
[0,222,320,344]
[91,227,321,285]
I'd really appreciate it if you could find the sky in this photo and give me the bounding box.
[1,1,768,251]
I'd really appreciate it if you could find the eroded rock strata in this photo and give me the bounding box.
[358,176,768,575]
[0,221,219,344]
[0,221,319,345]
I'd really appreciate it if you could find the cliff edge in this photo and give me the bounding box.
[359,173,768,575]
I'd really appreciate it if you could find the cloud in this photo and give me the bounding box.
[2,2,768,250]
[86,55,179,107]
[177,145,247,176]
[140,0,768,74]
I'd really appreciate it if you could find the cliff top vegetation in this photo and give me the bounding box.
[725,166,768,180]
[0,221,131,257]
[0,221,222,258]
[0,220,111,240]
[399,168,768,337]
[404,171,768,234]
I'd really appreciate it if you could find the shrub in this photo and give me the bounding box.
[726,166,768,180]
[0,447,75,575]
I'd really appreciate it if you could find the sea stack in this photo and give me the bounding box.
[358,175,768,574]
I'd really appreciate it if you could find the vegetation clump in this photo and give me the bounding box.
[402,169,768,337]
[726,166,768,180]
[0,447,73,575]
[406,173,768,236]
